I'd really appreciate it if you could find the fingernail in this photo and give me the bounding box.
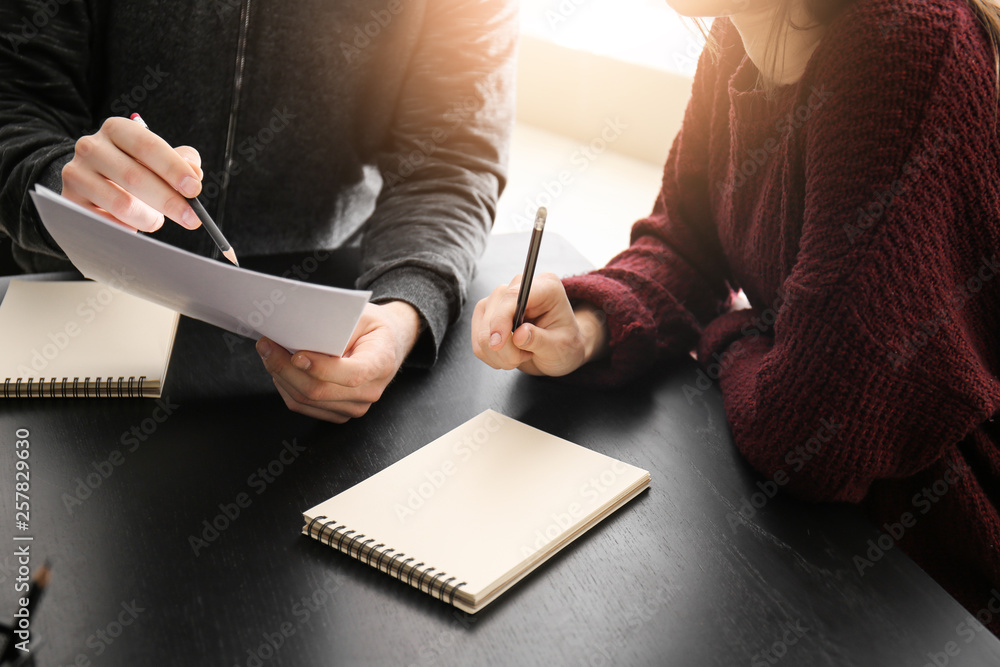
[490,332,501,347]
[181,207,200,229]
[292,355,311,371]
[179,176,200,198]
[256,339,271,360]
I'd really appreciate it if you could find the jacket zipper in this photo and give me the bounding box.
[214,0,252,258]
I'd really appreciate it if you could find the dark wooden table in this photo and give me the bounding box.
[0,233,997,667]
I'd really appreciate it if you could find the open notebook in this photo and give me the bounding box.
[0,280,179,398]
[303,410,650,613]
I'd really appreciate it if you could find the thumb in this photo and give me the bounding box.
[511,323,548,353]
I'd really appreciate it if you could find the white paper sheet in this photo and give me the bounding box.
[30,185,370,356]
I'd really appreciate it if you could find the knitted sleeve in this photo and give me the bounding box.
[697,4,1000,502]
[560,20,740,386]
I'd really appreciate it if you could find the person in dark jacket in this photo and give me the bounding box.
[0,0,516,422]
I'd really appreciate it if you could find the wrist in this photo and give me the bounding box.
[573,302,610,365]
[379,300,423,359]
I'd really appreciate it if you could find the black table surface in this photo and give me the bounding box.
[1,233,997,667]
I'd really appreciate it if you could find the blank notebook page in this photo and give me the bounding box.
[304,409,650,607]
[0,280,179,390]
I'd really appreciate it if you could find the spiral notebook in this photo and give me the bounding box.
[302,410,650,613]
[0,280,179,398]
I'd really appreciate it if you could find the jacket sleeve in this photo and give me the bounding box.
[695,9,1000,502]
[0,0,93,263]
[358,0,518,366]
[560,21,738,386]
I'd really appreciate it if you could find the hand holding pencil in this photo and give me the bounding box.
[60,114,238,265]
[470,209,610,377]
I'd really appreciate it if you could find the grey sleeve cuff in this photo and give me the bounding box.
[364,265,455,368]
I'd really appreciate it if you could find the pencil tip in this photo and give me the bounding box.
[223,248,239,266]
[35,563,51,588]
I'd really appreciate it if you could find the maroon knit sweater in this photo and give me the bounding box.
[562,0,1000,630]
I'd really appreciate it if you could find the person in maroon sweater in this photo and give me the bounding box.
[474,0,1000,635]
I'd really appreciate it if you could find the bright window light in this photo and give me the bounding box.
[520,0,710,76]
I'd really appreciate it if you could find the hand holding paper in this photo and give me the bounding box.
[258,300,422,423]
[30,185,370,357]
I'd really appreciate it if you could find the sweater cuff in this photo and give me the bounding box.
[560,271,700,388]
[696,308,760,370]
[364,266,453,368]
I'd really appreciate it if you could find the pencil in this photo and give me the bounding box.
[129,113,239,266]
[512,207,547,330]
[0,562,50,663]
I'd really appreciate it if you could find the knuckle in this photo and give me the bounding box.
[344,369,368,389]
[301,381,327,403]
[61,160,79,185]
[121,165,145,189]
[134,134,159,156]
[362,388,383,404]
[74,134,98,158]
[165,194,190,219]
[100,116,122,132]
[347,403,372,419]
[107,192,136,219]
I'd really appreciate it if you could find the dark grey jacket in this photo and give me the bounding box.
[0,0,517,363]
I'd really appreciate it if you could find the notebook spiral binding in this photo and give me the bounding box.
[2,376,147,398]
[305,516,468,606]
